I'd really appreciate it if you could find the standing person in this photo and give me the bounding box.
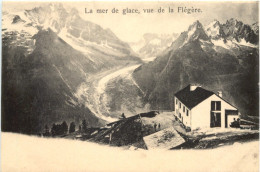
[154,123,157,131]
[158,123,161,130]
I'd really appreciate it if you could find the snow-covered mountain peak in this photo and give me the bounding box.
[188,20,203,31]
[168,19,258,53]
[205,19,223,39]
[222,18,258,44]
[226,18,240,26]
[48,3,64,11]
[129,32,178,60]
[24,3,68,33]
[207,19,221,29]
[2,12,38,54]
[185,20,209,42]
[12,15,26,24]
[2,3,137,62]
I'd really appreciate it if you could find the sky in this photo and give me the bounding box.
[2,1,259,42]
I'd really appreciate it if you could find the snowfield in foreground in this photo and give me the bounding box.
[1,132,259,172]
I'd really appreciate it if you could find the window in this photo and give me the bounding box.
[211,101,221,111]
[186,110,189,116]
[179,113,181,118]
[179,102,181,108]
[176,99,178,105]
[183,106,185,113]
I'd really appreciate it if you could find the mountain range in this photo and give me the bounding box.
[129,33,179,62]
[133,19,259,116]
[2,3,259,134]
[2,3,140,134]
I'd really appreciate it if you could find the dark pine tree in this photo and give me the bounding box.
[61,121,68,134]
[43,124,50,136]
[82,119,87,132]
[78,125,82,132]
[51,123,57,136]
[69,122,76,133]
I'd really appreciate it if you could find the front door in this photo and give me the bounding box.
[211,112,221,127]
[215,113,221,127]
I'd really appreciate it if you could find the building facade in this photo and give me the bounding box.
[174,84,239,130]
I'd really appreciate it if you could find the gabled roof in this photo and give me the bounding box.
[175,85,214,109]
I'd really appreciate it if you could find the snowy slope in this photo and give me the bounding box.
[2,132,259,172]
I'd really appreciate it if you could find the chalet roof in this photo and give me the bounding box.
[175,84,214,109]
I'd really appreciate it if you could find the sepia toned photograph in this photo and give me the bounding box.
[1,1,259,171]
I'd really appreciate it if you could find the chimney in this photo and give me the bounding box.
[190,84,201,91]
[217,91,223,97]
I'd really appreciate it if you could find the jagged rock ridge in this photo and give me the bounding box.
[133,19,259,116]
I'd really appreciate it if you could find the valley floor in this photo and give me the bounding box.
[1,132,259,172]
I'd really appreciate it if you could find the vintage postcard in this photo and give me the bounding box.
[1,1,259,172]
